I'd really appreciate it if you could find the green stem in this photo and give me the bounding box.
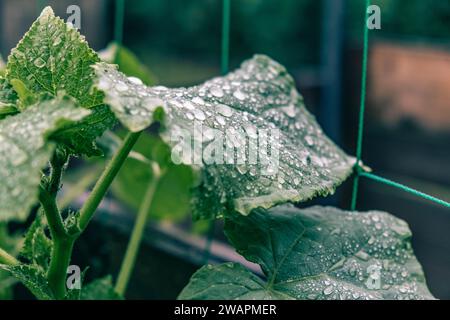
[39,186,66,239]
[0,247,18,266]
[115,162,161,296]
[39,157,72,299]
[79,131,142,231]
[46,237,75,299]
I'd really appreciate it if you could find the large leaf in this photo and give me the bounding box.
[179,206,434,300]
[6,7,115,156]
[0,97,90,221]
[94,55,355,219]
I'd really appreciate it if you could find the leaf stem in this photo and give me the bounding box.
[0,247,18,266]
[115,162,162,296]
[79,131,142,231]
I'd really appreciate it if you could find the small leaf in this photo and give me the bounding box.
[0,97,90,222]
[0,264,54,300]
[21,211,53,270]
[6,7,116,156]
[80,276,123,300]
[99,42,157,85]
[94,55,355,218]
[179,206,434,300]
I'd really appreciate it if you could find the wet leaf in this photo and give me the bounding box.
[179,206,434,300]
[94,55,355,219]
[0,97,90,222]
[6,7,115,156]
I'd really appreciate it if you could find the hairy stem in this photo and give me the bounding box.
[0,247,18,266]
[79,131,142,231]
[115,162,162,296]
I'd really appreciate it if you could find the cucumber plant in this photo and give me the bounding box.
[0,7,433,300]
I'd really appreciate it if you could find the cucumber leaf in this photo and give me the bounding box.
[5,7,115,156]
[179,206,434,300]
[0,97,90,221]
[94,55,355,219]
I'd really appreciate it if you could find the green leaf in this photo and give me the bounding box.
[0,77,19,119]
[99,42,157,85]
[21,211,53,270]
[111,132,197,221]
[179,206,434,300]
[6,7,116,156]
[94,55,355,219]
[80,276,123,300]
[0,264,54,300]
[0,97,90,222]
[51,104,117,157]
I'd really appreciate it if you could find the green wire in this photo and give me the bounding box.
[360,172,450,209]
[351,0,371,211]
[203,0,231,264]
[114,0,125,45]
[350,0,450,211]
[221,0,231,75]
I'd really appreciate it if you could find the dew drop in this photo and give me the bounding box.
[216,115,226,126]
[210,86,224,98]
[115,82,129,92]
[127,76,143,85]
[193,109,206,121]
[53,37,62,46]
[34,57,46,68]
[216,104,233,117]
[233,89,246,100]
[323,286,334,296]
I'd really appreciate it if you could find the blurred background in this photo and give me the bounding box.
[1,0,449,299]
